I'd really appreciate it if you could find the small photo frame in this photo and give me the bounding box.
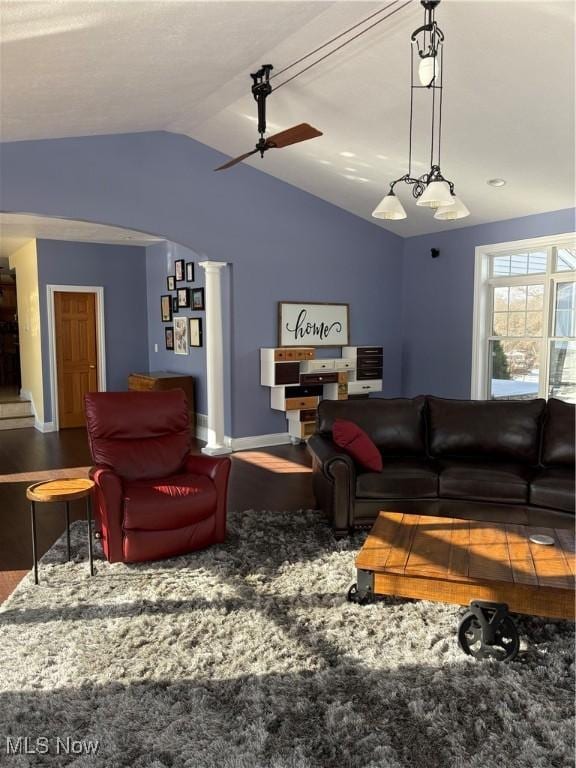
[167,275,176,291]
[177,287,190,308]
[175,259,185,282]
[191,287,205,311]
[174,316,188,355]
[172,297,179,314]
[165,327,174,350]
[189,317,203,347]
[160,295,172,322]
[186,262,195,282]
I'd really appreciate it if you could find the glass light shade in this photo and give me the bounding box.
[434,195,470,220]
[418,54,440,87]
[416,180,454,208]
[372,192,407,220]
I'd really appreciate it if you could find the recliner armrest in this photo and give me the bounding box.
[183,454,231,543]
[184,454,231,483]
[307,434,356,483]
[89,465,124,563]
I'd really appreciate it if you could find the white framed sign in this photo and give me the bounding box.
[278,302,349,347]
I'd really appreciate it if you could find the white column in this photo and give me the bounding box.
[198,261,231,455]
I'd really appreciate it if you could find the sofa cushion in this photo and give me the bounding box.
[85,390,191,481]
[541,399,575,467]
[529,468,574,514]
[333,419,383,472]
[123,474,216,531]
[428,397,545,464]
[439,461,531,504]
[356,460,438,499]
[318,397,427,457]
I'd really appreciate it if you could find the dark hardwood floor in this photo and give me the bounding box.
[0,427,314,603]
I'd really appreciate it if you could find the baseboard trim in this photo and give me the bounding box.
[35,420,56,433]
[195,413,292,452]
[229,432,292,452]
[195,413,208,443]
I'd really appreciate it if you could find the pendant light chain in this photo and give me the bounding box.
[438,44,444,168]
[408,42,415,178]
[371,0,470,221]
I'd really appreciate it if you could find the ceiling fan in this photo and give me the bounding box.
[214,64,323,171]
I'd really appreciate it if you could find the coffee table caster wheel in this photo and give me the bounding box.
[458,601,519,662]
[347,583,373,605]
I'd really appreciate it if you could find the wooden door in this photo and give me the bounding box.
[54,291,99,428]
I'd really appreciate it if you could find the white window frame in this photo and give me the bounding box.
[471,232,576,400]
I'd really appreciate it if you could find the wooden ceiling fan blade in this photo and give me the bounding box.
[267,123,323,149]
[214,148,259,171]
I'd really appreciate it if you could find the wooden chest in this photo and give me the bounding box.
[128,372,195,426]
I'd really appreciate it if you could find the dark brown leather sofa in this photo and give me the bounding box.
[307,396,575,537]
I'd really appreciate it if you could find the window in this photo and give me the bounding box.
[472,235,576,403]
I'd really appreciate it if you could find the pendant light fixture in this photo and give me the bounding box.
[372,0,469,222]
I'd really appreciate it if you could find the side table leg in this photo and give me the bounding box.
[30,501,38,585]
[86,494,94,577]
[65,502,71,561]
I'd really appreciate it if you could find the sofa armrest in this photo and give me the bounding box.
[183,454,231,542]
[307,434,356,483]
[307,434,356,536]
[89,466,124,563]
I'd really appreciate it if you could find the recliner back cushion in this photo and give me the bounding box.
[541,398,575,466]
[318,397,427,457]
[427,396,545,464]
[85,390,191,481]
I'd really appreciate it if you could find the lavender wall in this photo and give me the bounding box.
[36,239,149,422]
[1,132,402,437]
[400,208,576,398]
[145,241,209,414]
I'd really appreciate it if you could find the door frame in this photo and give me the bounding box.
[46,285,106,430]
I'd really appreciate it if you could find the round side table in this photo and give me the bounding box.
[26,478,95,585]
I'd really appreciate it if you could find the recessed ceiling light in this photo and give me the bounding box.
[376,154,388,160]
[318,159,332,165]
[340,151,356,158]
[344,167,357,172]
[488,178,507,187]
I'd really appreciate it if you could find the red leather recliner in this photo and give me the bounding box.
[84,390,231,563]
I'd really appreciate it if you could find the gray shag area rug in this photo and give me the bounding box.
[0,510,574,768]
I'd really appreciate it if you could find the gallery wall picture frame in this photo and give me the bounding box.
[177,287,190,308]
[173,316,188,355]
[189,317,203,347]
[160,294,172,322]
[278,301,350,347]
[191,287,205,311]
[165,327,174,350]
[175,259,185,282]
[167,275,176,291]
[172,297,179,314]
[186,262,195,282]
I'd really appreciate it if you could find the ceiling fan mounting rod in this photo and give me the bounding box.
[251,64,273,148]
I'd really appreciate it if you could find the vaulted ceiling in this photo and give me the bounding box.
[1,1,574,236]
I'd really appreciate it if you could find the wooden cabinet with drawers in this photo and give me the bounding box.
[300,372,338,386]
[342,347,383,394]
[262,345,382,442]
[128,372,195,426]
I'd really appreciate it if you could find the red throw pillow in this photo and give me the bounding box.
[332,419,383,472]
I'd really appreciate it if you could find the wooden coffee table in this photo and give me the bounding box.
[348,512,575,660]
